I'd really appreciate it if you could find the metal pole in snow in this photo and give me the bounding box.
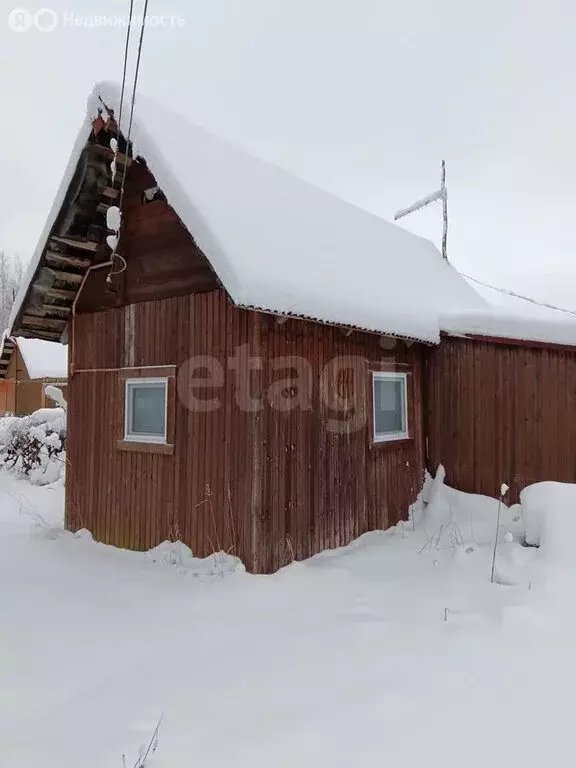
[441,160,448,261]
[490,483,509,584]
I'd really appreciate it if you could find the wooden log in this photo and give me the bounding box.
[23,307,48,318]
[16,329,62,341]
[52,270,84,285]
[50,236,100,252]
[42,304,72,316]
[90,144,133,166]
[45,251,91,270]
[45,287,76,300]
[22,315,67,330]
[92,116,106,135]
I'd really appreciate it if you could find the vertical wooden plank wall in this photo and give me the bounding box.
[67,291,256,561]
[255,317,425,572]
[425,336,576,503]
[67,290,426,572]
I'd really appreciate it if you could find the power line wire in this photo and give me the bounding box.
[118,0,150,214]
[462,273,576,318]
[108,0,151,282]
[115,0,135,150]
[106,0,135,281]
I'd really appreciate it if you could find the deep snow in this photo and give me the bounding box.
[1,470,576,768]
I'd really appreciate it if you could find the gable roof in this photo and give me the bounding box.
[0,335,68,381]
[92,83,487,343]
[16,337,68,380]
[10,81,485,346]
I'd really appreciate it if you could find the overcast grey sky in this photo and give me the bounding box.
[1,0,574,305]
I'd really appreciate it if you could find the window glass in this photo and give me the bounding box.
[373,373,408,440]
[125,380,167,441]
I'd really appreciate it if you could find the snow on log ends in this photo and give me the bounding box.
[106,205,121,232]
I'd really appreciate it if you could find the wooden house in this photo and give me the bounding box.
[0,336,67,416]
[10,82,576,570]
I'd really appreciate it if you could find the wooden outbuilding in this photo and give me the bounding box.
[426,332,576,505]
[10,82,576,571]
[0,336,67,416]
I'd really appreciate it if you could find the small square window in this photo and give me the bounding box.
[124,378,168,443]
[372,371,409,442]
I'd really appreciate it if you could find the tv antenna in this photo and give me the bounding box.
[394,160,448,261]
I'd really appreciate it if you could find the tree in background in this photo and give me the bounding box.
[0,252,24,332]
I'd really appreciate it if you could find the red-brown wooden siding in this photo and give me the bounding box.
[426,335,576,503]
[67,289,425,572]
[0,347,65,416]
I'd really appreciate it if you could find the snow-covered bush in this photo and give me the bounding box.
[0,408,66,486]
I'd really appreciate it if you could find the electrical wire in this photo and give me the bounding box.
[115,0,135,151]
[462,272,576,318]
[118,0,150,214]
[108,0,151,282]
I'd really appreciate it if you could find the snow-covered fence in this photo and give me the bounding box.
[0,407,66,486]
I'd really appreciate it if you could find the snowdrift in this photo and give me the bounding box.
[521,481,576,562]
[0,408,66,486]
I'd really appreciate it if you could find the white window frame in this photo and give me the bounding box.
[124,377,169,444]
[372,371,409,443]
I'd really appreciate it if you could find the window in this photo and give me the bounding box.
[124,378,168,443]
[372,371,409,442]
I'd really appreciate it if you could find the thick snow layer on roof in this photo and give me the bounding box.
[8,122,93,335]
[441,280,576,346]
[86,82,484,343]
[15,338,68,380]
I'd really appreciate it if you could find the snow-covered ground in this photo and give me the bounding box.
[2,470,576,768]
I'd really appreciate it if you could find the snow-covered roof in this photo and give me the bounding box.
[81,82,482,344]
[13,80,576,350]
[14,338,68,380]
[8,122,94,337]
[441,280,576,347]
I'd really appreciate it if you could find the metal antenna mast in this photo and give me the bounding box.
[394,160,449,261]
